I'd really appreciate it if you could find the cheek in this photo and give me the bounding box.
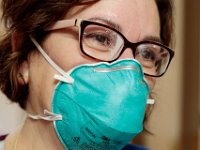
[145,76,156,91]
[42,32,82,71]
[26,52,58,113]
[42,32,101,72]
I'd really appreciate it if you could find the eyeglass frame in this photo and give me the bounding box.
[46,19,175,77]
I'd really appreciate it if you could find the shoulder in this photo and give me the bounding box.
[122,144,149,150]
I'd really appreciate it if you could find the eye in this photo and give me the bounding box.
[85,32,112,46]
[135,44,158,69]
[136,47,156,61]
[83,30,115,50]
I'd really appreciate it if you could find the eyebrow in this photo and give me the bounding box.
[88,17,162,43]
[88,17,122,32]
[142,36,163,44]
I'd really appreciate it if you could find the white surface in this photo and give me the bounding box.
[0,92,25,135]
[0,141,4,150]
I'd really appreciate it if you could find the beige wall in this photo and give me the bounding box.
[0,92,25,135]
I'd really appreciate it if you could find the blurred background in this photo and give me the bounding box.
[0,0,199,150]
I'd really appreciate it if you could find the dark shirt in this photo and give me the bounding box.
[0,135,6,141]
[122,144,149,150]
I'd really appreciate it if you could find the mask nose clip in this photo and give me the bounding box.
[93,65,139,73]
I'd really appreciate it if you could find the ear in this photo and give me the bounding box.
[18,61,29,85]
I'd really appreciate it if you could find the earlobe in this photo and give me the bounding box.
[18,61,29,85]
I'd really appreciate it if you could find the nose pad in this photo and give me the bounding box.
[118,48,134,60]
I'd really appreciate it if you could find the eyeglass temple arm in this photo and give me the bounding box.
[45,19,78,31]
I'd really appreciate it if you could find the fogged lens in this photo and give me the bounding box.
[135,44,170,76]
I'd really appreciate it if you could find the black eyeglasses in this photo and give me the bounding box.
[47,19,174,77]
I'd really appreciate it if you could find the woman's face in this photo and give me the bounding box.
[25,0,160,113]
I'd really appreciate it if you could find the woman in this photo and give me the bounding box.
[0,0,174,149]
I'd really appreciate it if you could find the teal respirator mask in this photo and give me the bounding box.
[28,36,154,150]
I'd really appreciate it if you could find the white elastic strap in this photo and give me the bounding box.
[29,35,74,84]
[46,19,76,31]
[28,109,62,121]
[54,74,74,84]
[147,99,155,105]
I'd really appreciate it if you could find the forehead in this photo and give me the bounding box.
[67,0,160,41]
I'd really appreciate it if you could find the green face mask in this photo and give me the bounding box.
[49,59,149,150]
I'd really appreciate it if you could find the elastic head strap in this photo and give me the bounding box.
[29,35,74,84]
[147,99,155,105]
[27,109,62,121]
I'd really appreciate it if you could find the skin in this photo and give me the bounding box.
[5,0,160,149]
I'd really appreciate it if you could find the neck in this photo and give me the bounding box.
[5,117,64,150]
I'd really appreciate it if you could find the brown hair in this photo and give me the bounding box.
[0,0,174,109]
[156,0,174,46]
